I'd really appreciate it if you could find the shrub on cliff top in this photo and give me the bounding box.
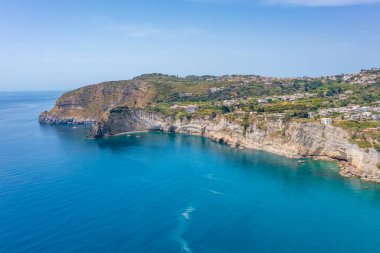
[241,114,250,133]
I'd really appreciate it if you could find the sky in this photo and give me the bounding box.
[0,0,379,90]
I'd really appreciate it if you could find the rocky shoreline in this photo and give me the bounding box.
[39,111,96,125]
[40,109,380,182]
[57,107,378,183]
[38,79,380,183]
[85,121,380,183]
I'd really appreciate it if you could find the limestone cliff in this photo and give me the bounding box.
[89,107,164,138]
[39,78,380,183]
[39,80,155,124]
[89,108,380,182]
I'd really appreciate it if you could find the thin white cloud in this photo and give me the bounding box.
[265,0,380,6]
[106,25,161,37]
[105,23,206,38]
[87,17,162,38]
[183,0,380,6]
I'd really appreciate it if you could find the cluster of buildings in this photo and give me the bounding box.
[206,68,379,88]
[221,75,312,87]
[340,69,379,85]
[203,74,312,87]
[214,93,318,107]
[257,93,317,103]
[310,105,380,121]
[320,68,380,85]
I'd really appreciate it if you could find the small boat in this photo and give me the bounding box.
[297,160,305,164]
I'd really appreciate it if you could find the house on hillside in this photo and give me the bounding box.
[321,118,332,125]
[257,98,268,103]
[184,105,199,113]
[350,114,360,120]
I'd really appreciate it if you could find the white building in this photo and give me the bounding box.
[184,105,199,113]
[257,98,268,103]
[372,114,380,121]
[223,100,236,106]
[350,114,360,120]
[362,112,373,118]
[210,87,223,93]
[321,118,332,125]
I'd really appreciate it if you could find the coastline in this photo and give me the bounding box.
[113,130,150,136]
[100,128,377,183]
[43,107,380,184]
[40,94,380,184]
[197,132,369,182]
[43,110,380,183]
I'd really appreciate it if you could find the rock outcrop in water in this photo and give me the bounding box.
[40,76,380,183]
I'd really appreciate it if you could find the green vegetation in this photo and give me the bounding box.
[355,140,373,149]
[55,69,380,151]
[145,103,171,115]
[241,114,250,133]
[57,69,380,121]
[175,111,192,121]
[334,120,380,131]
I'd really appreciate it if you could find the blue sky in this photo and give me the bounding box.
[0,0,379,90]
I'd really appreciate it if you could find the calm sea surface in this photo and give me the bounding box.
[1,91,380,253]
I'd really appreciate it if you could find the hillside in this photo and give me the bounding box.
[39,68,380,183]
[41,68,380,121]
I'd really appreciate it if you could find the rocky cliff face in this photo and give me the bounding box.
[89,107,165,138]
[88,108,380,182]
[40,80,380,183]
[39,80,155,124]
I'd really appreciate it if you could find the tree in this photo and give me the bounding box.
[318,91,325,97]
[363,94,374,102]
[242,114,250,133]
[221,105,231,113]
[257,107,265,113]
[293,110,309,118]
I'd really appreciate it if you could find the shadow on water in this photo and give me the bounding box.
[94,132,170,151]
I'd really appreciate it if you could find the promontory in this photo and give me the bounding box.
[40,69,380,182]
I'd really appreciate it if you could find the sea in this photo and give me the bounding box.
[1,91,380,253]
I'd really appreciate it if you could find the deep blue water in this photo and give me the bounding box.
[1,91,380,253]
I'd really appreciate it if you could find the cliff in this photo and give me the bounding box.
[39,80,156,124]
[39,75,380,183]
[88,107,380,182]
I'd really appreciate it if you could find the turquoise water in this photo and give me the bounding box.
[1,92,380,253]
